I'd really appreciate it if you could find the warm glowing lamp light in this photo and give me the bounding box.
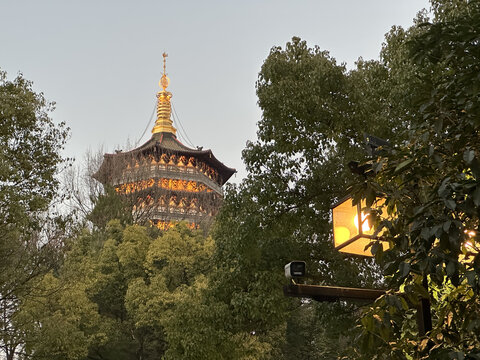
[332,197,390,256]
[460,229,478,263]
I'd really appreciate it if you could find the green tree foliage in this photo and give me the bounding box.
[0,70,69,360]
[204,33,426,358]
[172,33,407,359]
[87,185,133,229]
[17,272,105,360]
[19,221,218,360]
[348,0,480,358]
[201,3,478,357]
[9,1,480,358]
[0,71,68,228]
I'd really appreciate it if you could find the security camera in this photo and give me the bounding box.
[285,261,306,279]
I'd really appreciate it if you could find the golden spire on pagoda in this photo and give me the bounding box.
[152,52,177,136]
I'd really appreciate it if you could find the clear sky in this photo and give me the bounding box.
[1,0,430,182]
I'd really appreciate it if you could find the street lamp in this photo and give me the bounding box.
[332,197,389,256]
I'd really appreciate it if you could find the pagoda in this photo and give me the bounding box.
[94,54,235,229]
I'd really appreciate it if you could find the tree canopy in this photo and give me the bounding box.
[4,1,480,359]
[0,70,70,360]
[350,1,480,357]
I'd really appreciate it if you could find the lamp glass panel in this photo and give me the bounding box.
[333,197,390,256]
[338,237,389,256]
[332,198,359,249]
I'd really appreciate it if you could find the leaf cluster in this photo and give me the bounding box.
[351,1,480,357]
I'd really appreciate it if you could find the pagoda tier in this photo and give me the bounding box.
[95,132,234,191]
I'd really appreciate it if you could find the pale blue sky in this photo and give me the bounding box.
[1,0,430,181]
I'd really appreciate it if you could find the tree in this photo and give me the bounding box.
[124,223,216,359]
[78,221,160,360]
[347,0,480,358]
[16,272,105,360]
[87,185,133,228]
[18,219,222,360]
[0,70,70,360]
[200,33,427,358]
[63,148,106,223]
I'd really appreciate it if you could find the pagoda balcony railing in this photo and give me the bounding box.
[134,205,213,217]
[147,210,211,222]
[113,164,223,195]
[144,163,219,183]
[154,206,203,215]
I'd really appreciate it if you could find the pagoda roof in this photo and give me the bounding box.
[98,132,236,185]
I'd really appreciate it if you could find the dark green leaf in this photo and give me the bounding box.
[471,158,480,179]
[445,199,456,210]
[464,149,475,164]
[473,186,480,206]
[399,262,411,278]
[443,220,451,232]
[446,261,456,277]
[394,159,413,173]
[466,271,476,286]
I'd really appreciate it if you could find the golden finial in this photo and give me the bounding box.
[160,52,170,91]
[152,52,176,136]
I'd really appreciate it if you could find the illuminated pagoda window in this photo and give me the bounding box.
[94,53,235,229]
